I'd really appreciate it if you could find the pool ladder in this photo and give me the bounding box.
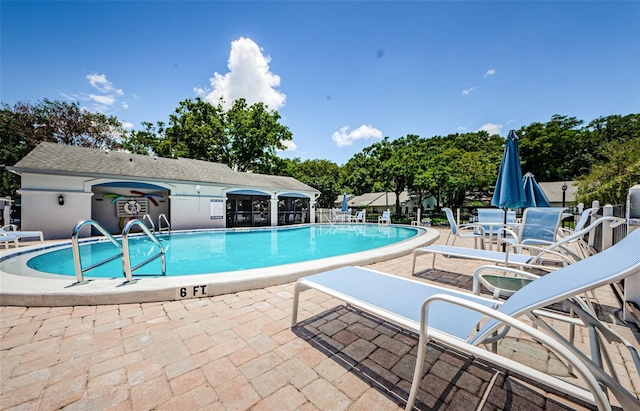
[71,219,166,283]
[141,213,171,234]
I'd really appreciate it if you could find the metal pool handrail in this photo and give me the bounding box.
[122,219,166,282]
[158,213,171,233]
[71,219,167,283]
[72,220,124,283]
[142,214,156,232]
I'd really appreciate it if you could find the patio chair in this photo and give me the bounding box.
[331,209,348,223]
[558,207,597,240]
[378,210,391,225]
[411,215,624,275]
[292,227,640,411]
[443,207,486,249]
[557,207,598,259]
[350,209,366,223]
[496,207,566,248]
[1,224,44,243]
[0,232,19,249]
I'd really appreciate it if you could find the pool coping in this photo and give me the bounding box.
[0,224,439,307]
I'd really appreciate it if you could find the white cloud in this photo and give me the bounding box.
[86,73,120,94]
[88,94,116,106]
[197,37,286,111]
[462,86,476,95]
[280,140,298,151]
[331,125,383,147]
[484,69,496,78]
[477,123,503,136]
[121,121,134,129]
[61,73,127,115]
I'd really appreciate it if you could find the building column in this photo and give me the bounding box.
[270,194,279,227]
[309,198,316,224]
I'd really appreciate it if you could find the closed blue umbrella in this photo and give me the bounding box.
[491,131,526,251]
[491,130,526,211]
[522,172,550,207]
[341,193,348,212]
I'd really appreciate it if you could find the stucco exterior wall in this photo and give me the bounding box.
[18,173,91,239]
[169,195,227,230]
[16,172,316,239]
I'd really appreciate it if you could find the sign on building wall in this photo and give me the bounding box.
[116,198,149,217]
[210,199,224,219]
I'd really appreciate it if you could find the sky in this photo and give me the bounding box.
[2,1,639,165]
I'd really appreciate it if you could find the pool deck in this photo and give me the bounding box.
[1,228,639,410]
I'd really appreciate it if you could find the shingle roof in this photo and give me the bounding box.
[538,181,577,203]
[367,191,411,207]
[342,191,412,208]
[8,142,318,193]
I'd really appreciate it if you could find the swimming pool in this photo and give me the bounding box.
[0,224,439,306]
[26,224,418,278]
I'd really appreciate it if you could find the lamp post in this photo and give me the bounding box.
[562,182,567,227]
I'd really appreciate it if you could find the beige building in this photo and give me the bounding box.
[336,191,437,216]
[538,181,578,208]
[7,143,319,239]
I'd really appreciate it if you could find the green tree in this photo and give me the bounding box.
[1,99,125,198]
[411,132,502,208]
[282,158,342,208]
[157,97,292,174]
[342,151,379,195]
[160,98,228,162]
[226,99,292,173]
[386,135,421,216]
[518,115,586,181]
[121,121,165,155]
[576,138,640,204]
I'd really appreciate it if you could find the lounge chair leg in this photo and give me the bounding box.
[411,253,417,275]
[291,282,302,327]
[405,334,428,411]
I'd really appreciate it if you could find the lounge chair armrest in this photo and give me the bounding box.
[496,227,520,243]
[521,238,555,246]
[506,244,578,267]
[414,293,612,411]
[2,224,19,231]
[456,223,485,235]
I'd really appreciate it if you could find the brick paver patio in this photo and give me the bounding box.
[2,228,639,410]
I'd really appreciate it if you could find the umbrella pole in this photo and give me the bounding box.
[501,209,507,252]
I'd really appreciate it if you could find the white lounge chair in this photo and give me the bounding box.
[443,207,486,249]
[412,216,622,275]
[378,210,391,225]
[350,209,366,223]
[292,228,640,411]
[1,224,44,243]
[0,232,19,249]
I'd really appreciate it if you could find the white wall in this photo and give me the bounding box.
[19,189,92,240]
[169,195,227,230]
[17,172,317,238]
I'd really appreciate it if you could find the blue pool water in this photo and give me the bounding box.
[26,225,419,278]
